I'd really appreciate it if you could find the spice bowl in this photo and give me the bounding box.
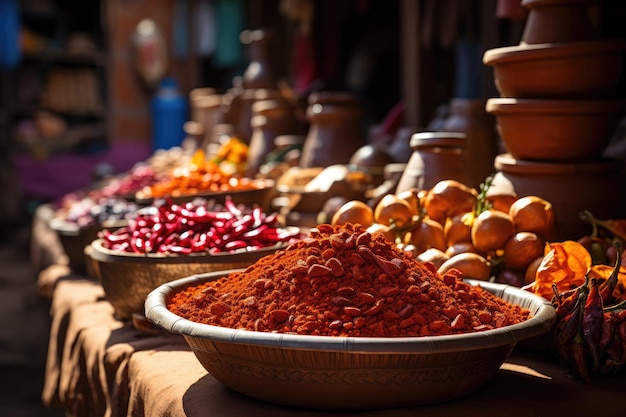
[135,178,278,211]
[486,97,626,162]
[145,270,556,410]
[49,217,126,275]
[88,238,294,321]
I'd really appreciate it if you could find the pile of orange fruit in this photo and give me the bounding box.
[331,178,557,287]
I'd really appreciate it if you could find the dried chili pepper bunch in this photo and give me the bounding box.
[551,241,626,383]
[98,197,302,255]
[578,210,626,266]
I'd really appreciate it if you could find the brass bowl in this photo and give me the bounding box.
[145,270,556,410]
[89,238,290,320]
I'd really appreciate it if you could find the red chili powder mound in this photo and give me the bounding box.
[167,223,530,337]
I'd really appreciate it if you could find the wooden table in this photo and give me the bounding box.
[35,206,626,417]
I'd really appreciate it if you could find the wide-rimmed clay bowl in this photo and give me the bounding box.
[135,178,277,211]
[145,270,556,410]
[89,238,292,320]
[486,97,626,162]
[483,39,626,98]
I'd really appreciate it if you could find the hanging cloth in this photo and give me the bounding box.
[0,0,20,69]
[213,0,245,68]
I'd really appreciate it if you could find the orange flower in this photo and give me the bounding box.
[529,240,626,301]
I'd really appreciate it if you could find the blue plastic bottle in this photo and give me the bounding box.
[150,77,189,151]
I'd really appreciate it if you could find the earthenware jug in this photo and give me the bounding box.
[441,98,499,189]
[246,99,303,177]
[300,92,366,168]
[240,28,277,89]
[395,132,471,193]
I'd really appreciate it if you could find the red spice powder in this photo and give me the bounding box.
[167,223,530,337]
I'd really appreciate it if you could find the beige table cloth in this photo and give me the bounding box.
[36,204,626,417]
[41,276,626,417]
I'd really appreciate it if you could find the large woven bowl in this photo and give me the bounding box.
[89,239,289,320]
[145,270,556,410]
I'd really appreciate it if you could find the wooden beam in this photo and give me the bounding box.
[400,0,421,129]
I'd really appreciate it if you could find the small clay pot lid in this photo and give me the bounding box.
[483,38,626,66]
[494,153,623,176]
[410,131,467,149]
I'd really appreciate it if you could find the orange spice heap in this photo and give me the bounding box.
[168,223,530,337]
[141,149,257,199]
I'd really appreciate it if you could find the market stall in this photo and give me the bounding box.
[33,208,626,416]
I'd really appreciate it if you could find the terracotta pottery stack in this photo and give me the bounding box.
[483,0,626,240]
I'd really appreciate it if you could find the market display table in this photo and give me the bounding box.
[34,204,626,417]
[40,275,626,417]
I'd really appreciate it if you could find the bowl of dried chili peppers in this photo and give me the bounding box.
[89,197,305,321]
[145,223,557,410]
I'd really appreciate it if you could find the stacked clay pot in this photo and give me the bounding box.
[483,0,626,240]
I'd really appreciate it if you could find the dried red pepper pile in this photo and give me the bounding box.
[168,223,530,337]
[99,197,302,254]
[551,242,626,382]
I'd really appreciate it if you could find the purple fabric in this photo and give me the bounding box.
[13,142,152,201]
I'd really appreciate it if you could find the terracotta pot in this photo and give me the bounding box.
[441,99,498,189]
[483,39,626,99]
[520,0,600,45]
[246,99,303,177]
[348,144,394,187]
[240,29,277,90]
[497,0,529,20]
[486,98,626,162]
[386,126,414,163]
[190,93,223,146]
[395,132,471,193]
[493,153,626,240]
[300,92,366,168]
[225,88,283,144]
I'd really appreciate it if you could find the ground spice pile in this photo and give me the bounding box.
[168,223,530,337]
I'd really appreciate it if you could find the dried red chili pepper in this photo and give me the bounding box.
[599,241,622,303]
[552,292,584,366]
[99,198,302,255]
[552,276,589,319]
[582,277,604,371]
[570,296,591,384]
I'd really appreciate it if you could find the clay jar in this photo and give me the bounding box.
[246,99,303,177]
[300,92,366,168]
[240,28,277,89]
[493,153,626,240]
[228,88,283,144]
[441,98,498,189]
[395,132,471,193]
[348,144,394,188]
[520,0,600,45]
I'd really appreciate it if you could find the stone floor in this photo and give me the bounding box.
[0,218,65,417]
